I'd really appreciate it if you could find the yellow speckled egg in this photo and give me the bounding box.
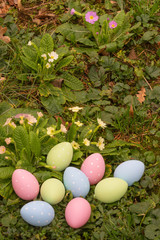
[40,178,65,205]
[94,177,128,203]
[46,142,73,171]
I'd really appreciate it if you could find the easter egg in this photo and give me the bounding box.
[81,153,105,185]
[65,197,91,228]
[20,201,55,227]
[63,167,90,198]
[94,177,128,203]
[114,160,145,186]
[46,142,73,171]
[40,178,65,205]
[12,169,39,200]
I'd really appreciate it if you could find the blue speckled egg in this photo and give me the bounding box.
[20,201,55,226]
[63,167,90,198]
[114,160,145,186]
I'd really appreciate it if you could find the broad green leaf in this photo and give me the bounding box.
[72,150,83,162]
[20,56,38,71]
[0,180,13,199]
[34,170,63,182]
[41,95,65,115]
[116,0,124,10]
[77,38,96,47]
[13,126,30,152]
[1,214,17,227]
[145,224,160,240]
[61,72,84,90]
[29,131,41,157]
[40,33,54,54]
[99,42,117,52]
[67,124,77,142]
[113,10,126,26]
[0,167,14,179]
[55,55,74,72]
[41,138,58,155]
[22,46,37,61]
[129,200,155,214]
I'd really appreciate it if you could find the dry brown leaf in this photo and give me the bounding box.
[17,0,23,10]
[0,26,11,43]
[0,2,10,17]
[32,18,41,25]
[129,104,134,117]
[136,87,146,104]
[128,49,138,60]
[0,76,6,82]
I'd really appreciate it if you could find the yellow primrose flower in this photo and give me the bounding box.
[97,118,106,129]
[68,106,83,112]
[47,127,56,137]
[83,138,90,146]
[71,141,80,150]
[75,121,83,127]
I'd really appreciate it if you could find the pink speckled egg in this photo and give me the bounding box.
[81,153,105,185]
[65,197,91,229]
[12,169,39,200]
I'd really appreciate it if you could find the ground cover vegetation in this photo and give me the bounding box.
[0,0,160,239]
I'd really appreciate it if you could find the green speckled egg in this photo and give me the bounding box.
[46,142,73,171]
[94,177,128,203]
[40,178,65,205]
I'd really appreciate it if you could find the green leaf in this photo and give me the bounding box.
[129,200,155,214]
[0,167,14,179]
[34,170,63,182]
[0,179,13,199]
[20,56,38,71]
[40,33,54,54]
[67,124,77,142]
[141,30,157,41]
[41,138,58,155]
[55,55,74,72]
[61,72,84,90]
[145,224,160,240]
[116,0,124,10]
[72,150,83,162]
[77,38,96,47]
[29,131,41,157]
[13,126,30,153]
[22,45,37,61]
[41,94,65,115]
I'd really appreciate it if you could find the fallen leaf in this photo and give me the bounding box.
[129,104,134,117]
[129,49,138,60]
[52,79,63,88]
[136,87,146,104]
[17,0,23,10]
[0,26,11,43]
[0,2,10,17]
[32,18,41,25]
[0,76,6,82]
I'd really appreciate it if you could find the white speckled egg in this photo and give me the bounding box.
[12,169,39,200]
[20,201,55,227]
[63,167,90,198]
[81,153,105,185]
[46,142,73,171]
[114,160,145,186]
[94,177,128,203]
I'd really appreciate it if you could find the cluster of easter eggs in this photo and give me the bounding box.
[11,142,145,228]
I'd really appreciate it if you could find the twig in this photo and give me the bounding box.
[143,75,152,90]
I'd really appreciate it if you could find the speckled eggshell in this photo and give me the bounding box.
[113,160,145,186]
[65,197,91,228]
[63,167,90,198]
[12,169,39,200]
[40,178,65,205]
[94,177,128,203]
[81,153,105,185]
[20,201,55,227]
[46,142,73,171]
